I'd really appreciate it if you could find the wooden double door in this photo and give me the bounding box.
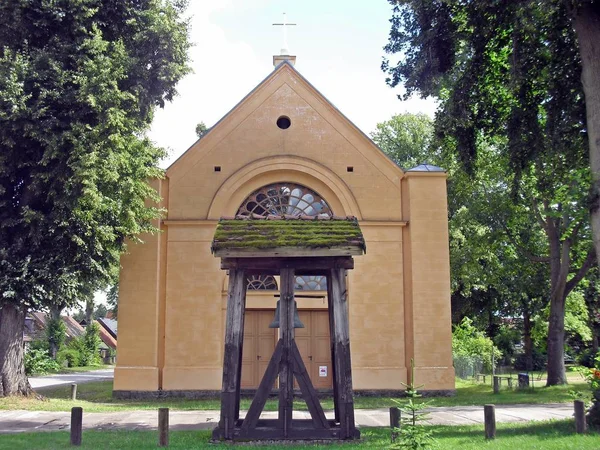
[241,310,332,390]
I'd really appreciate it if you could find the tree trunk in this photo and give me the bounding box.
[48,305,62,359]
[546,291,567,385]
[523,309,534,371]
[592,326,599,357]
[0,303,32,397]
[85,297,94,325]
[572,4,600,275]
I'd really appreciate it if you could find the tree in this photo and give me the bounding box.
[196,121,209,138]
[106,284,119,318]
[370,113,434,168]
[0,0,191,396]
[383,0,595,385]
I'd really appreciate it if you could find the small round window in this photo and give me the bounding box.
[276,116,291,129]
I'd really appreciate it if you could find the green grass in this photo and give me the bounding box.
[0,421,598,449]
[0,377,591,413]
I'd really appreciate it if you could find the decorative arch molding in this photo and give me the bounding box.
[207,156,362,220]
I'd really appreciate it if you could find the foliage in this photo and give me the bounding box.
[453,355,484,380]
[56,348,81,368]
[493,324,521,361]
[65,323,102,367]
[195,122,209,138]
[383,0,595,386]
[46,316,66,357]
[106,284,119,318]
[390,360,437,449]
[513,350,547,372]
[452,317,501,372]
[24,348,60,376]
[578,351,600,428]
[370,113,435,169]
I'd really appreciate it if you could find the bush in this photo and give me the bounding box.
[578,348,599,368]
[24,348,61,375]
[452,317,501,373]
[57,347,81,367]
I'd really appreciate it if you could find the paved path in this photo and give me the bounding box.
[28,369,114,389]
[0,404,574,433]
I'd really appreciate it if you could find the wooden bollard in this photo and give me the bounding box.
[159,408,169,447]
[575,400,587,434]
[484,404,496,440]
[70,407,82,446]
[71,383,77,401]
[493,376,499,394]
[389,406,400,442]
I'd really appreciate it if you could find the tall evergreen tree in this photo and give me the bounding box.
[0,0,191,396]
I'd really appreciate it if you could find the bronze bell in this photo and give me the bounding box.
[269,300,305,328]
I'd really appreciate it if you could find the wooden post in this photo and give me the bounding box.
[493,376,499,394]
[326,275,340,424]
[71,383,77,401]
[484,404,496,440]
[575,400,587,434]
[216,268,247,440]
[70,407,82,446]
[330,268,357,439]
[278,268,295,436]
[390,406,400,442]
[158,408,169,447]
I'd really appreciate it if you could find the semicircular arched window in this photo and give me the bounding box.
[247,275,278,290]
[237,183,333,217]
[294,275,327,291]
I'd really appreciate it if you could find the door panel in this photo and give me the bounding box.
[241,311,276,389]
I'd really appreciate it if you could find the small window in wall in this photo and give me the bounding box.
[247,275,278,290]
[295,275,327,291]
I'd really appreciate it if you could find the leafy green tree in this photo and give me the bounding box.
[383,0,595,385]
[370,113,435,168]
[0,0,191,396]
[106,284,119,318]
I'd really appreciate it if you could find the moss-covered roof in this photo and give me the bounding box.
[211,215,366,257]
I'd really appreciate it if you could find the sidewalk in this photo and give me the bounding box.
[0,404,574,433]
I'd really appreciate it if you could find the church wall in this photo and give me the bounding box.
[114,63,455,395]
[401,172,455,390]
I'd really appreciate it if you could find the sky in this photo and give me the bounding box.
[149,0,437,168]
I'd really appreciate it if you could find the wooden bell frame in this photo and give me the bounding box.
[212,256,360,441]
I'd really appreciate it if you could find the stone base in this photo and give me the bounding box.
[113,388,456,399]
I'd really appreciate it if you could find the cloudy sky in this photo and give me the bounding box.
[149,0,437,168]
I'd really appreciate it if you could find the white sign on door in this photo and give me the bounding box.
[319,365,328,377]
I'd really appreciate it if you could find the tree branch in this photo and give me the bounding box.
[502,224,551,263]
[565,248,597,296]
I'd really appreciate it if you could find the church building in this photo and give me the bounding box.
[113,52,455,397]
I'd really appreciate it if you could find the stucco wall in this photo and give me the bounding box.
[114,63,454,393]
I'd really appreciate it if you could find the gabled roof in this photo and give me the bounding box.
[29,312,86,340]
[166,61,403,183]
[94,320,117,349]
[97,317,117,339]
[211,215,366,258]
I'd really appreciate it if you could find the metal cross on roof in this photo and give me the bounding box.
[273,12,296,55]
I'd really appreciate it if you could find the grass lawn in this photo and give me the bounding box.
[57,364,113,374]
[0,377,591,413]
[0,421,598,449]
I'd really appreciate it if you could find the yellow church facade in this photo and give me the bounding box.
[113,59,455,396]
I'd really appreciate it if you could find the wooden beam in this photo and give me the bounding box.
[240,340,283,434]
[291,341,329,430]
[214,246,363,258]
[278,268,295,436]
[330,268,358,439]
[326,275,340,424]
[221,257,354,271]
[216,268,247,440]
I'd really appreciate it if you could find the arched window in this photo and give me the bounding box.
[237,183,333,217]
[295,275,327,291]
[247,275,278,290]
